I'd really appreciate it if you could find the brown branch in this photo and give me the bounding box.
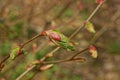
[0,33,42,70]
[16,1,106,79]
[20,34,41,49]
[16,65,36,80]
[44,48,88,64]
[69,0,106,39]
[70,48,89,59]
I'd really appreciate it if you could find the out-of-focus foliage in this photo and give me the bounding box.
[0,41,11,56]
[108,41,120,54]
[0,0,120,80]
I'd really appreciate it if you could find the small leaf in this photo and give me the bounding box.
[40,64,54,71]
[89,45,98,58]
[10,47,20,60]
[85,21,96,33]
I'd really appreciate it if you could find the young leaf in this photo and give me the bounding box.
[41,30,75,51]
[89,45,98,58]
[85,21,96,33]
[10,47,20,60]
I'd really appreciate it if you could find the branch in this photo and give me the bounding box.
[0,33,42,70]
[16,1,106,79]
[69,0,106,39]
[44,48,88,64]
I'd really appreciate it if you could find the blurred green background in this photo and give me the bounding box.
[0,0,120,80]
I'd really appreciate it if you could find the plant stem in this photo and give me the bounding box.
[20,34,41,49]
[0,33,42,70]
[70,48,88,60]
[69,0,106,39]
[16,1,106,79]
[44,48,88,64]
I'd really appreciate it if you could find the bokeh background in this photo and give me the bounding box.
[0,0,120,80]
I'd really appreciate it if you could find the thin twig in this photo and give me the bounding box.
[20,34,41,49]
[69,0,106,39]
[44,48,88,64]
[70,48,88,59]
[16,65,36,80]
[0,33,42,69]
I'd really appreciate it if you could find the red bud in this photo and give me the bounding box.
[76,2,83,11]
[96,0,103,4]
[49,33,61,41]
[89,45,98,58]
[41,31,47,36]
[40,64,53,71]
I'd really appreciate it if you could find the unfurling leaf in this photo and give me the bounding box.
[96,0,103,4]
[85,21,96,33]
[89,45,98,58]
[41,30,75,51]
[10,47,20,60]
[73,57,86,63]
[40,64,53,71]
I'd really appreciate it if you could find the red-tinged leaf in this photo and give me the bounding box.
[96,0,103,4]
[41,30,75,51]
[89,45,98,58]
[40,64,53,71]
[85,21,96,33]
